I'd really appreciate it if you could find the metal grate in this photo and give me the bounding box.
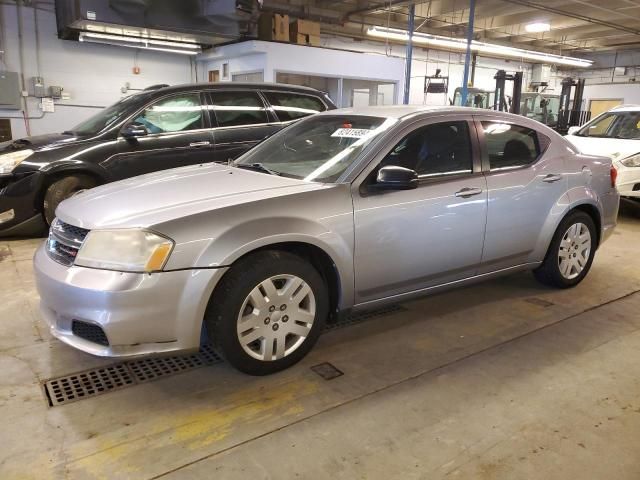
[42,306,403,406]
[45,364,135,407]
[311,362,344,380]
[324,304,407,332]
[128,346,221,383]
[72,320,109,346]
[525,297,555,308]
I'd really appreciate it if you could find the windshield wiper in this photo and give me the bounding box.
[234,163,281,176]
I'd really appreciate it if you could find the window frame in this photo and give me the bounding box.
[473,116,550,173]
[205,89,274,129]
[260,89,331,124]
[119,91,211,139]
[351,114,483,196]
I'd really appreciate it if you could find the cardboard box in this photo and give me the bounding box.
[290,19,320,38]
[291,33,321,46]
[258,13,289,42]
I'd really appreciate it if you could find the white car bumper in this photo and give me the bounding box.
[615,161,640,198]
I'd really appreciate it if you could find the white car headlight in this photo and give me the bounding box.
[620,153,640,167]
[0,149,34,174]
[75,229,174,272]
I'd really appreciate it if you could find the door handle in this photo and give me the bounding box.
[189,141,211,147]
[454,187,483,198]
[542,173,562,183]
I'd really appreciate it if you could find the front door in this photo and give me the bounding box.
[207,90,281,163]
[474,115,568,272]
[352,117,488,305]
[102,92,214,180]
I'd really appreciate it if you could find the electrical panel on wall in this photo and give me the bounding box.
[0,72,22,110]
[0,119,12,142]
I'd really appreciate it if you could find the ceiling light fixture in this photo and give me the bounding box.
[367,26,592,68]
[525,22,551,33]
[78,32,201,55]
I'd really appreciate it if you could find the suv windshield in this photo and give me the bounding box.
[234,115,396,182]
[577,111,640,139]
[70,92,153,136]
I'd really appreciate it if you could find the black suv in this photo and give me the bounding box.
[0,83,335,236]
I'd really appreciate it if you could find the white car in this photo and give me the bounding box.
[566,105,640,199]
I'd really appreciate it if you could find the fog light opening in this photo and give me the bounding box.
[0,209,15,224]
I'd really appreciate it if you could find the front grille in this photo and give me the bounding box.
[46,219,89,266]
[71,320,109,346]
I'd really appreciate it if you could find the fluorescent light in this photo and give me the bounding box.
[367,26,593,68]
[78,32,201,55]
[525,22,551,33]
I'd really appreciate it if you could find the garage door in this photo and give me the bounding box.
[589,99,623,118]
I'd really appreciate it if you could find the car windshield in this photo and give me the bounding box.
[69,92,153,136]
[234,115,397,182]
[576,111,640,139]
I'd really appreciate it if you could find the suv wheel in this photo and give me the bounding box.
[205,250,328,375]
[43,175,96,226]
[533,211,597,288]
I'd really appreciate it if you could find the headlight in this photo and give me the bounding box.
[621,153,640,167]
[0,149,34,174]
[75,229,174,272]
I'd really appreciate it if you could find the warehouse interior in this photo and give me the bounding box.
[1,0,640,478]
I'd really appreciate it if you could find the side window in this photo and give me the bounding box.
[132,93,203,134]
[263,91,327,121]
[210,91,268,127]
[482,122,540,170]
[381,121,473,177]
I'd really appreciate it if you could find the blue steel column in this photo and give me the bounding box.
[460,0,476,106]
[403,4,415,105]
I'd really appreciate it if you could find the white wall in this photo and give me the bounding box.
[0,3,194,138]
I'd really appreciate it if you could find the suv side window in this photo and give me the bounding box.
[482,122,540,170]
[132,93,203,134]
[381,121,473,177]
[210,91,269,127]
[263,91,327,121]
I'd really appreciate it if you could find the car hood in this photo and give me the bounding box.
[565,135,640,162]
[0,133,84,154]
[57,163,331,230]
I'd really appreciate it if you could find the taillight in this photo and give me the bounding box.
[610,165,618,188]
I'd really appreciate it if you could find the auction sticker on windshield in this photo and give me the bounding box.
[331,128,372,138]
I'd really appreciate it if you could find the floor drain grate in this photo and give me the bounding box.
[311,362,344,380]
[43,346,222,407]
[128,346,222,383]
[324,304,407,332]
[43,306,404,406]
[45,364,135,407]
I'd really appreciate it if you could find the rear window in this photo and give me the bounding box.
[263,91,327,122]
[482,122,541,170]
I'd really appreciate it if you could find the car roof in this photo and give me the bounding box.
[316,105,519,120]
[146,82,327,96]
[609,104,640,112]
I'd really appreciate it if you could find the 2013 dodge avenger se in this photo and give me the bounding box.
[34,106,619,375]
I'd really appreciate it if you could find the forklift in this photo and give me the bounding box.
[493,70,523,114]
[556,77,589,134]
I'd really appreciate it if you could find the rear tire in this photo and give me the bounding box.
[533,211,597,289]
[205,250,328,375]
[43,175,96,226]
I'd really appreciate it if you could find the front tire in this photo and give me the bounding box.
[533,211,597,288]
[43,175,97,226]
[205,250,328,375]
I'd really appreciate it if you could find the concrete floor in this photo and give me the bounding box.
[1,202,640,480]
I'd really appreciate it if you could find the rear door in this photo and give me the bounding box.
[103,91,214,180]
[474,115,566,272]
[207,90,280,163]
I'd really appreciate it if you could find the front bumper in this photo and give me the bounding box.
[0,172,47,237]
[34,244,227,358]
[615,161,640,198]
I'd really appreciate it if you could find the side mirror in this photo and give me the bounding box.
[372,166,419,191]
[121,123,149,139]
[567,126,580,135]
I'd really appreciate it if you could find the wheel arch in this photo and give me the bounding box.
[36,165,108,212]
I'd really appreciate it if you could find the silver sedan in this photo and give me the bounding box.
[34,106,619,375]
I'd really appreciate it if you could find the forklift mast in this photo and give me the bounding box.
[557,77,588,134]
[493,70,523,114]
